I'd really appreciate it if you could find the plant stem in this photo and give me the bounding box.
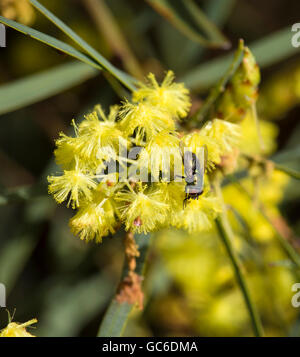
[214,180,264,337]
[83,0,144,80]
[30,0,137,92]
[259,208,300,271]
[146,0,222,48]
[98,233,151,337]
[183,0,230,49]
[273,163,300,180]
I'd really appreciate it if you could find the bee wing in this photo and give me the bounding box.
[194,146,205,192]
[183,150,194,181]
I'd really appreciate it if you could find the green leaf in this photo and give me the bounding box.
[169,0,235,73]
[0,234,38,294]
[204,0,236,27]
[30,0,136,91]
[0,196,55,294]
[38,274,114,337]
[272,146,300,164]
[182,27,300,90]
[0,16,101,70]
[183,0,230,48]
[97,301,132,337]
[146,0,229,48]
[0,62,98,115]
[98,233,151,337]
[215,215,264,337]
[0,186,34,205]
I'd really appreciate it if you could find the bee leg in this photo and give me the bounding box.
[175,175,185,180]
[183,194,188,209]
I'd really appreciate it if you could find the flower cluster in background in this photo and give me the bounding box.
[258,62,300,120]
[0,0,35,25]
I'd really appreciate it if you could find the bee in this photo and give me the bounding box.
[182,146,207,208]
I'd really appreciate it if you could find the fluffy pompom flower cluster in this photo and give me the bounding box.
[48,71,240,243]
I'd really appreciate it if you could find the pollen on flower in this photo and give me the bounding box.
[133,71,191,119]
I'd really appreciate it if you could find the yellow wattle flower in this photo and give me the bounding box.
[54,105,127,170]
[182,131,221,171]
[48,161,97,209]
[78,106,127,161]
[116,184,169,234]
[136,130,182,181]
[54,132,84,170]
[0,319,37,337]
[78,106,126,154]
[155,181,185,210]
[201,119,240,153]
[69,192,116,243]
[133,71,191,119]
[118,101,175,143]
